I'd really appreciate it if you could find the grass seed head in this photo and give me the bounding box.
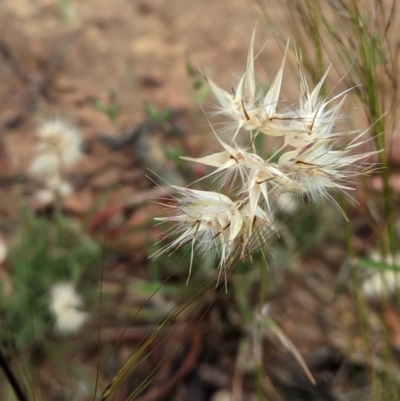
[49,282,88,334]
[153,30,379,283]
[36,119,83,167]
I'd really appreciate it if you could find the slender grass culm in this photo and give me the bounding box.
[256,1,399,400]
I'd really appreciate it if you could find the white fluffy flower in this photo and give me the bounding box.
[362,270,400,299]
[152,31,379,286]
[181,133,263,189]
[36,119,83,167]
[34,180,72,205]
[246,163,300,218]
[362,251,400,299]
[152,185,277,287]
[34,189,56,206]
[29,152,61,180]
[29,119,83,203]
[153,187,243,263]
[284,64,346,148]
[278,138,376,205]
[50,282,88,334]
[206,31,290,140]
[235,202,274,259]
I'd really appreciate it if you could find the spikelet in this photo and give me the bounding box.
[152,187,244,277]
[278,137,377,205]
[181,131,263,190]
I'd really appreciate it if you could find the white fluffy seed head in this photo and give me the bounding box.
[49,282,88,334]
[45,174,73,196]
[29,152,61,180]
[29,119,83,202]
[153,187,244,268]
[182,137,264,190]
[362,252,400,299]
[34,189,56,206]
[152,31,379,282]
[277,138,376,205]
[235,202,274,258]
[206,34,290,141]
[36,119,83,167]
[362,270,400,299]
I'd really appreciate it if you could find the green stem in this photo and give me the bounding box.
[350,0,395,258]
[255,262,267,401]
[340,195,377,398]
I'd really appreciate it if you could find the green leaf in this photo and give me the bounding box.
[260,315,277,330]
[185,60,196,77]
[357,257,400,272]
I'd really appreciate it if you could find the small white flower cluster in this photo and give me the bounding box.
[29,119,83,204]
[50,282,88,334]
[153,31,376,283]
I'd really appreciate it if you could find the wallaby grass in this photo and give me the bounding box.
[1,1,399,400]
